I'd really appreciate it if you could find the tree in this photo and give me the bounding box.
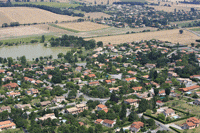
[128,111,138,122]
[191,43,195,47]
[7,57,13,67]
[179,29,183,34]
[158,113,165,121]
[40,35,45,43]
[54,109,58,117]
[97,41,103,47]
[57,53,64,58]
[165,88,171,95]
[98,110,106,119]
[20,56,26,65]
[120,103,127,119]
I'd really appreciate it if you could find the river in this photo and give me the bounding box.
[0,44,70,60]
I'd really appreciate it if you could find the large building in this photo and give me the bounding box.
[0,120,16,132]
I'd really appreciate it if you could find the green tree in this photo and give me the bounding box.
[158,113,165,121]
[20,56,27,65]
[120,103,127,119]
[179,29,183,34]
[40,35,45,43]
[128,111,138,122]
[7,57,13,67]
[97,41,103,47]
[165,88,171,95]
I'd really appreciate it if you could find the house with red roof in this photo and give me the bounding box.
[129,121,144,132]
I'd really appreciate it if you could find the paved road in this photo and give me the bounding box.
[167,50,177,58]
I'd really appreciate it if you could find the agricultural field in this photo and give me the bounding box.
[86,29,199,45]
[0,26,49,39]
[12,2,81,8]
[56,22,110,32]
[147,2,200,12]
[76,26,157,38]
[0,7,79,25]
[84,12,111,19]
[75,0,121,5]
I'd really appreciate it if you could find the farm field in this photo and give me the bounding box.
[86,29,199,45]
[56,22,110,32]
[76,27,158,38]
[76,0,121,5]
[84,12,111,19]
[0,7,79,25]
[0,26,49,39]
[170,19,200,27]
[12,2,80,8]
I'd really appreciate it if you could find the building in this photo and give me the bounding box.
[38,113,57,121]
[0,120,16,132]
[124,99,139,107]
[40,101,51,106]
[88,81,100,86]
[145,63,156,69]
[193,99,200,105]
[182,117,200,129]
[52,96,65,103]
[129,121,144,133]
[66,104,87,115]
[163,108,175,117]
[127,71,137,75]
[132,87,142,92]
[95,119,103,124]
[179,85,200,92]
[2,83,18,89]
[102,119,116,128]
[125,77,137,82]
[0,106,11,113]
[14,104,32,110]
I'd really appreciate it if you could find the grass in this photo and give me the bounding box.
[49,24,79,33]
[190,28,200,31]
[0,35,56,44]
[12,2,81,8]
[1,128,24,133]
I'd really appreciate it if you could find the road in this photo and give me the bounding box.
[167,50,177,58]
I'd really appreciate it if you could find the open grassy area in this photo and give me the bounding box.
[166,99,200,117]
[12,2,81,8]
[49,24,79,33]
[0,35,56,44]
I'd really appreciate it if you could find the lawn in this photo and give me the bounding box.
[0,35,56,44]
[12,2,81,8]
[166,99,200,116]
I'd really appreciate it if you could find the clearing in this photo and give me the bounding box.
[56,22,110,32]
[86,29,199,45]
[0,7,79,25]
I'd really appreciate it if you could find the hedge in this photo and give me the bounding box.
[169,126,182,133]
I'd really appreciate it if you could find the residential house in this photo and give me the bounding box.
[105,79,116,84]
[127,70,137,75]
[40,101,51,106]
[0,106,11,113]
[156,100,164,106]
[43,66,55,71]
[132,87,142,92]
[190,75,200,80]
[75,66,82,72]
[145,63,156,69]
[95,119,103,124]
[7,91,21,98]
[14,104,32,110]
[179,85,200,92]
[2,83,18,89]
[125,77,137,82]
[66,104,87,115]
[0,120,16,132]
[168,72,178,78]
[124,99,139,107]
[129,121,144,133]
[76,104,88,112]
[97,104,108,113]
[0,69,5,74]
[194,99,200,105]
[89,81,100,86]
[150,81,160,88]
[109,87,119,92]
[38,113,57,121]
[158,90,166,96]
[163,108,175,117]
[102,119,116,128]
[52,96,65,103]
[182,117,200,129]
[195,92,200,97]
[87,74,96,78]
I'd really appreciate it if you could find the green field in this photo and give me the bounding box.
[12,2,81,8]
[0,35,56,44]
[190,28,200,31]
[49,24,80,33]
